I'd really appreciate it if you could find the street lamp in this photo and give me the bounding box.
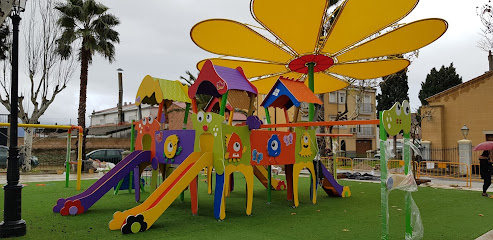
[0,0,27,237]
[117,68,123,125]
[461,124,469,140]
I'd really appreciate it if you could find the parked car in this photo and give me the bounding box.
[86,149,124,164]
[0,145,39,169]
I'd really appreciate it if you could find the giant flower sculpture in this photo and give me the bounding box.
[191,0,447,95]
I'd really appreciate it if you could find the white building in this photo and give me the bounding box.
[90,102,158,127]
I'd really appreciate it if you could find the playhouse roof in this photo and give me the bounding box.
[188,59,258,99]
[135,75,191,106]
[261,76,323,109]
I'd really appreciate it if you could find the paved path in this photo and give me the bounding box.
[0,172,102,185]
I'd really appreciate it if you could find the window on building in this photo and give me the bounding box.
[338,92,346,104]
[329,92,337,103]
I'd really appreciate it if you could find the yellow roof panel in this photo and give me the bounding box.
[191,19,293,63]
[197,58,287,78]
[336,19,448,62]
[329,59,410,80]
[251,0,327,55]
[135,75,191,106]
[321,0,418,55]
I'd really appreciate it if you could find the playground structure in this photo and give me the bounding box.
[0,123,84,189]
[51,0,447,237]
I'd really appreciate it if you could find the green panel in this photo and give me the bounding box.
[222,124,251,167]
[294,127,317,163]
[192,111,226,175]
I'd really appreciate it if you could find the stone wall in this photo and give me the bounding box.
[17,137,131,150]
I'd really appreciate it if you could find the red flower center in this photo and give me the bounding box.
[288,54,334,74]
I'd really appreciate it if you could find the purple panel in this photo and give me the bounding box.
[155,130,195,165]
[214,65,257,93]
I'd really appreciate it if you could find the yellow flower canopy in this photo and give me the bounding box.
[191,0,447,94]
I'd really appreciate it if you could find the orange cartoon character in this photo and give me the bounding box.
[224,133,246,163]
[135,114,160,167]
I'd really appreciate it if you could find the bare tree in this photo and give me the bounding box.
[477,1,493,51]
[0,0,75,171]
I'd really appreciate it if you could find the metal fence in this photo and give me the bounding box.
[416,161,471,187]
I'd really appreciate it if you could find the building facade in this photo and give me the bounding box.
[421,70,493,148]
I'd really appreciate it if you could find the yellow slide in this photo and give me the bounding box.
[253,165,286,190]
[109,152,212,233]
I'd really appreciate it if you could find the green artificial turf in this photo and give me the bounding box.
[1,174,492,239]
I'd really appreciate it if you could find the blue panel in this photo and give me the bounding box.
[262,82,300,109]
[214,173,225,219]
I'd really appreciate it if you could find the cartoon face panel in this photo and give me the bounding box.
[267,135,281,157]
[222,124,250,166]
[192,111,226,174]
[164,135,180,159]
[382,100,411,136]
[299,132,313,157]
[294,127,316,163]
[135,114,160,158]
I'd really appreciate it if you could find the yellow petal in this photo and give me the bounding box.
[336,19,448,62]
[251,0,327,55]
[312,72,348,94]
[321,0,418,55]
[191,19,293,63]
[329,59,410,80]
[197,59,287,79]
[252,72,304,94]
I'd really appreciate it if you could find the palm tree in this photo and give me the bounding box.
[55,0,120,158]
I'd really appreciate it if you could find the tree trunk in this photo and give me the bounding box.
[78,46,89,162]
[22,128,33,171]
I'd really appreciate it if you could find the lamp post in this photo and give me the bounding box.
[117,68,124,125]
[0,0,27,237]
[461,124,469,139]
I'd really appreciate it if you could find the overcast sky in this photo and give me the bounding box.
[4,0,490,125]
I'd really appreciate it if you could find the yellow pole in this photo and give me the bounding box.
[228,109,234,125]
[76,130,83,191]
[0,123,73,129]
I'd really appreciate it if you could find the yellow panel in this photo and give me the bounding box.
[251,72,304,94]
[312,72,348,94]
[252,0,327,55]
[328,59,410,80]
[135,75,163,106]
[197,58,287,78]
[336,19,448,62]
[191,19,293,63]
[321,0,418,55]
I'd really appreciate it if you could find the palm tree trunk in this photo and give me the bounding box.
[78,46,89,162]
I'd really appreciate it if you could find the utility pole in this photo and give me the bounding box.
[117,68,124,125]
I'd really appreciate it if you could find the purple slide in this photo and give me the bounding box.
[53,150,150,216]
[320,163,344,197]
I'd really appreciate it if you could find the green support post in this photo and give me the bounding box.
[183,103,191,129]
[380,112,389,240]
[219,91,229,116]
[65,130,72,188]
[307,62,315,122]
[264,107,272,203]
[404,132,412,238]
